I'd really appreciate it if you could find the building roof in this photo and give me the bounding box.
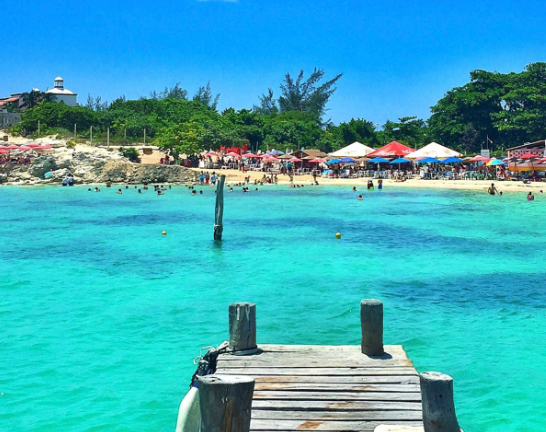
[46,88,77,96]
[55,76,63,81]
[506,140,546,151]
[293,149,328,158]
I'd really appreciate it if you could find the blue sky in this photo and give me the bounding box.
[3,0,545,125]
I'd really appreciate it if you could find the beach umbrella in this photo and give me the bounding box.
[326,158,340,164]
[308,158,325,163]
[204,151,218,157]
[339,157,356,163]
[440,157,463,164]
[419,157,441,164]
[487,158,507,166]
[469,155,490,162]
[36,144,53,150]
[389,158,410,164]
[268,149,284,155]
[369,157,389,163]
[288,157,302,162]
[26,143,40,148]
[367,141,414,157]
[19,145,32,151]
[242,153,257,158]
[225,151,240,158]
[7,145,19,149]
[0,148,9,154]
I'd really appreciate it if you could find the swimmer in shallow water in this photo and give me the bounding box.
[358,195,363,200]
[117,189,122,194]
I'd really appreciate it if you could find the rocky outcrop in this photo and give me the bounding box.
[0,147,196,185]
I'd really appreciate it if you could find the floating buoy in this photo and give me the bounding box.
[162,231,167,236]
[335,232,341,239]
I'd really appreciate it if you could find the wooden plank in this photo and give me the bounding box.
[216,367,418,376]
[254,383,420,393]
[253,376,419,385]
[250,419,423,431]
[218,358,414,368]
[251,409,422,421]
[253,391,421,402]
[252,400,422,411]
[253,345,407,355]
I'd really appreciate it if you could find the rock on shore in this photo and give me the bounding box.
[0,145,195,185]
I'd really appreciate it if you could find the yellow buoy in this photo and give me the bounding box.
[335,232,341,239]
[162,231,167,236]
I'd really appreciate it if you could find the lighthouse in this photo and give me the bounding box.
[46,77,78,106]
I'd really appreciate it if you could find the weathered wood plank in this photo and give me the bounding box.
[253,375,419,385]
[252,400,422,411]
[250,419,423,431]
[218,358,414,368]
[216,367,418,376]
[251,409,422,421]
[254,383,420,393]
[252,344,407,356]
[253,391,421,402]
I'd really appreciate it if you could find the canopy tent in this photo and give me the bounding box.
[406,142,462,159]
[367,141,414,158]
[329,141,375,158]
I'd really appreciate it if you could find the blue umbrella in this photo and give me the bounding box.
[389,158,411,164]
[327,158,341,164]
[441,157,463,164]
[369,157,389,163]
[339,157,355,163]
[419,157,441,164]
[268,149,284,156]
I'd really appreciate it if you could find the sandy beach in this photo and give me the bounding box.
[190,167,546,193]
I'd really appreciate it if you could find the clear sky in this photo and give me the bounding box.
[3,0,545,125]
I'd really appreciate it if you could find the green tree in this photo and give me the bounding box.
[193,82,220,111]
[154,122,205,157]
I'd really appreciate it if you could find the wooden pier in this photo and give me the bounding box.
[179,300,462,432]
[216,344,423,431]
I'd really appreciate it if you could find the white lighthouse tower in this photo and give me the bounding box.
[46,77,78,106]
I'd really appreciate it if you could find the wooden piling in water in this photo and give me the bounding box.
[199,374,255,432]
[420,372,461,432]
[229,302,257,354]
[361,299,385,356]
[214,175,226,241]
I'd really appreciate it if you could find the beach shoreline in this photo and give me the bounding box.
[188,168,546,193]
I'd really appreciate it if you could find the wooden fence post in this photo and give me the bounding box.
[229,302,257,354]
[420,372,461,432]
[360,299,384,356]
[214,175,226,241]
[199,375,255,432]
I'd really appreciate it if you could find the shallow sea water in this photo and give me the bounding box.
[1,184,546,432]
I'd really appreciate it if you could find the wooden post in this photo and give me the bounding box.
[90,126,93,144]
[360,299,384,356]
[229,302,257,354]
[199,375,255,432]
[214,175,226,241]
[420,372,461,432]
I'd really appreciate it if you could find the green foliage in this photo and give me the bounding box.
[119,146,140,162]
[154,122,205,157]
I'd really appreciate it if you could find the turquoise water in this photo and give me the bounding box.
[1,184,546,432]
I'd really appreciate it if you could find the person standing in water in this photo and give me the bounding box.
[378,179,383,190]
[367,180,374,191]
[488,183,499,195]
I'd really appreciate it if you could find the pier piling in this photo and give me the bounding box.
[420,372,460,432]
[199,375,255,432]
[229,302,257,354]
[214,175,226,241]
[361,299,385,356]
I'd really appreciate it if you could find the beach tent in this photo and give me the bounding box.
[406,142,462,159]
[367,141,414,157]
[329,142,375,157]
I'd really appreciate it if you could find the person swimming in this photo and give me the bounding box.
[527,192,535,201]
[358,194,363,200]
[191,190,196,195]
[117,189,122,194]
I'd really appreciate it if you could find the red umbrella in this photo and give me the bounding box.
[19,145,32,151]
[288,157,302,162]
[242,153,257,158]
[7,145,19,149]
[36,144,53,150]
[26,143,40,148]
[225,151,240,158]
[367,141,414,157]
[308,158,325,163]
[0,148,9,154]
[204,152,218,157]
[262,156,277,162]
[469,155,490,162]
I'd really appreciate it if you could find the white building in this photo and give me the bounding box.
[46,77,78,106]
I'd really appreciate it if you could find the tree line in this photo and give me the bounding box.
[8,63,546,156]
